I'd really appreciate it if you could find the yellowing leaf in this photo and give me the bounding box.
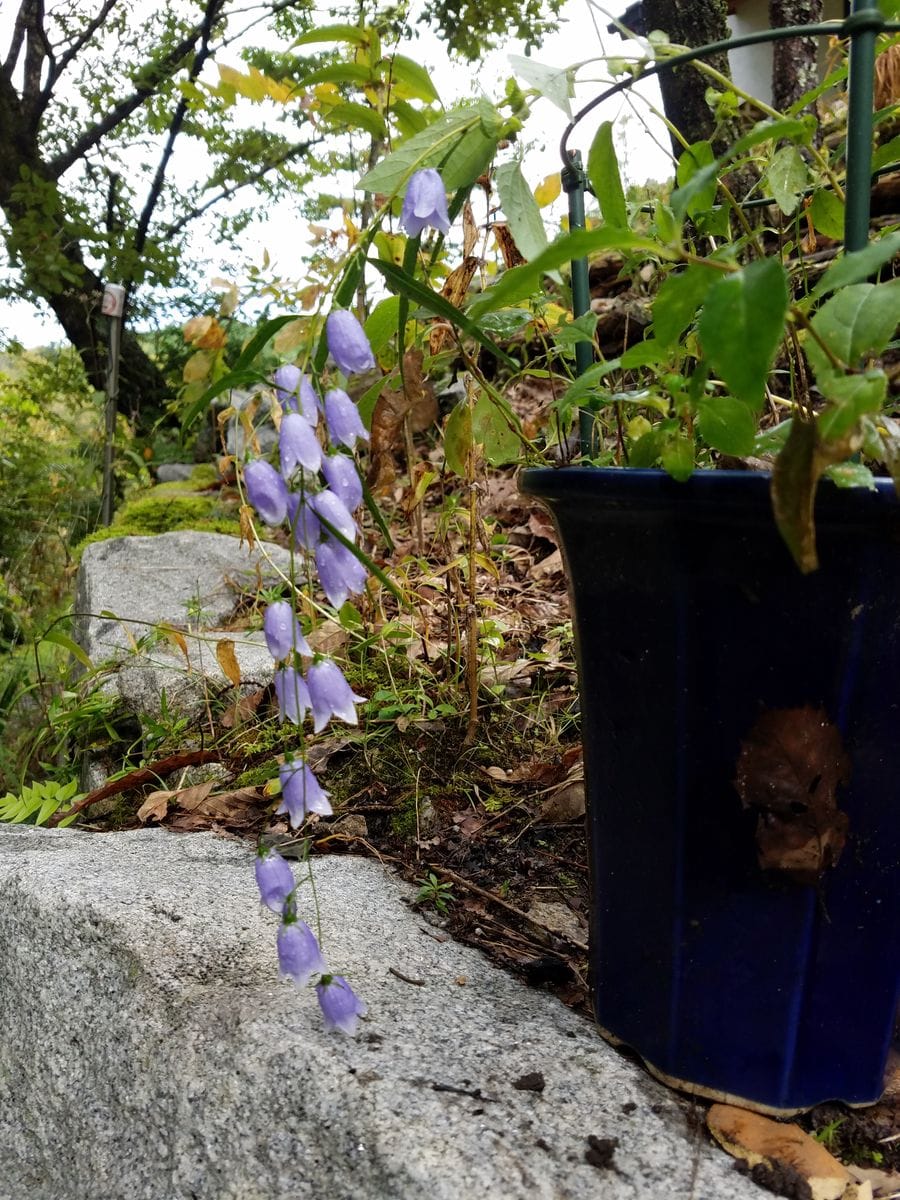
[216,639,242,687]
[184,314,213,344]
[183,350,211,383]
[534,172,562,207]
[157,623,189,662]
[272,318,307,355]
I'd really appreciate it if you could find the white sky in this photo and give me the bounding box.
[2,0,672,347]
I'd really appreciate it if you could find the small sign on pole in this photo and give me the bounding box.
[100,283,125,526]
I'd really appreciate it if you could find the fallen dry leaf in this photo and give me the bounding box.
[137,791,170,823]
[734,706,850,883]
[539,780,586,824]
[708,1104,872,1200]
[219,687,265,729]
[215,638,242,687]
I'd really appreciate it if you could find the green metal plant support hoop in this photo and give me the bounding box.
[561,2,900,454]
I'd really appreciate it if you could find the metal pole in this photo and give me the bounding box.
[843,3,883,253]
[100,283,125,526]
[561,150,595,456]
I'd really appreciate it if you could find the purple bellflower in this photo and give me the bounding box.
[325,310,376,376]
[320,453,363,512]
[277,917,328,987]
[263,601,311,661]
[315,540,367,609]
[316,974,367,1034]
[274,666,311,725]
[400,168,450,237]
[323,388,369,450]
[277,756,333,824]
[243,459,288,527]
[280,412,322,477]
[254,845,296,913]
[306,658,365,733]
[286,493,322,552]
[273,367,320,426]
[311,488,357,544]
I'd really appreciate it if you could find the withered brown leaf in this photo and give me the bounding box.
[493,223,526,269]
[366,349,437,494]
[734,705,850,883]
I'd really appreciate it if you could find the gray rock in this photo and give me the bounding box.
[0,828,768,1200]
[154,463,197,483]
[76,531,293,663]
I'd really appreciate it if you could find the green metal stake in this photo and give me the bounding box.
[843,2,883,252]
[562,151,595,456]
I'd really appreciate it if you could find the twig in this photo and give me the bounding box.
[48,749,224,826]
[426,863,589,953]
[432,1082,499,1102]
[388,966,425,986]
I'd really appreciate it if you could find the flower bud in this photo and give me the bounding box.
[325,310,376,375]
[400,168,450,237]
[243,459,288,526]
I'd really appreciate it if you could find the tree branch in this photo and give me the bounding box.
[39,0,120,109]
[163,139,317,239]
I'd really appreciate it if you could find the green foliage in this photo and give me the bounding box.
[414,871,455,914]
[0,777,82,827]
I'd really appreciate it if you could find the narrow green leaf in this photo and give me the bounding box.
[467,226,672,319]
[808,232,900,301]
[587,122,627,229]
[322,102,387,139]
[369,259,516,367]
[620,339,666,369]
[41,629,92,669]
[729,117,812,157]
[293,24,370,46]
[387,55,440,103]
[359,101,497,194]
[494,161,548,261]
[295,63,372,88]
[698,258,789,409]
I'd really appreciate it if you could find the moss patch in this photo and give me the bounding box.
[74,484,240,557]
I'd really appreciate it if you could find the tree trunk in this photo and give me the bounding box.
[639,0,733,153]
[769,0,823,113]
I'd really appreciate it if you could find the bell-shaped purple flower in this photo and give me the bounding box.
[315,540,367,609]
[277,756,333,824]
[280,412,322,477]
[243,459,288,526]
[311,488,357,544]
[323,388,369,450]
[306,657,365,733]
[254,845,295,914]
[274,666,311,724]
[277,917,328,986]
[320,452,363,512]
[400,168,450,237]
[286,492,321,552]
[316,974,367,1035]
[326,310,376,376]
[274,366,320,425]
[263,601,311,661]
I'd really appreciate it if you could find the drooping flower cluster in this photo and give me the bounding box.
[247,309,374,1034]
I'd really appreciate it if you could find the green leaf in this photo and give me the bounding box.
[387,55,440,103]
[699,258,789,409]
[369,258,516,367]
[808,232,900,301]
[824,461,877,489]
[730,117,813,156]
[359,101,499,194]
[672,141,717,220]
[809,190,844,239]
[766,145,809,216]
[652,266,716,349]
[293,23,370,46]
[391,99,428,137]
[234,315,304,374]
[696,396,757,455]
[322,102,387,139]
[754,418,793,455]
[494,161,548,261]
[41,629,92,669]
[807,280,900,385]
[364,295,402,355]
[555,360,623,412]
[660,433,695,481]
[467,226,672,319]
[817,371,887,439]
[620,339,666,368]
[507,54,572,117]
[587,122,627,229]
[443,398,472,475]
[295,63,372,88]
[471,392,521,465]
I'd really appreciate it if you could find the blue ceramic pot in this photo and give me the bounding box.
[520,466,900,1113]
